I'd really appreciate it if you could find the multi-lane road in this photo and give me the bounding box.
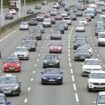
[0,0,105,105]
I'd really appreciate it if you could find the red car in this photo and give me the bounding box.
[3,56,21,72]
[55,14,62,20]
[49,43,62,53]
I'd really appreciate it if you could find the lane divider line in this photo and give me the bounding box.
[75,93,79,103]
[24,98,28,103]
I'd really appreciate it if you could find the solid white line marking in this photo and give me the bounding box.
[27,87,31,91]
[30,78,34,82]
[0,29,18,42]
[24,99,28,103]
[32,71,35,74]
[75,93,79,103]
[70,68,73,74]
[73,83,77,91]
[71,75,75,82]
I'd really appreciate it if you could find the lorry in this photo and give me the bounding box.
[9,0,19,11]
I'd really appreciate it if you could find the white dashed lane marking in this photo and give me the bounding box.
[30,78,34,82]
[27,87,31,91]
[75,93,79,103]
[24,99,28,103]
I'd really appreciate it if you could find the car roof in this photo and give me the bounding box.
[90,70,105,74]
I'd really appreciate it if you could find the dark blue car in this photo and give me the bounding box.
[41,68,63,85]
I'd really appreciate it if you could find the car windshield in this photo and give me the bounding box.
[45,55,57,59]
[97,95,105,104]
[44,69,60,74]
[15,47,27,52]
[21,22,27,25]
[0,76,16,84]
[0,95,5,103]
[84,60,100,65]
[76,40,86,44]
[6,57,18,63]
[90,73,105,79]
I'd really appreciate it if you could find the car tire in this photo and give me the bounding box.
[43,64,46,68]
[87,86,92,92]
[57,63,60,68]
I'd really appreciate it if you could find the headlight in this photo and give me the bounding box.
[16,64,20,67]
[44,60,47,63]
[57,76,61,79]
[56,60,59,63]
[14,85,19,90]
[4,64,8,67]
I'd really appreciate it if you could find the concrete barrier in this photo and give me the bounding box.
[0,13,39,36]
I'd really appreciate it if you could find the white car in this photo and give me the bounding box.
[50,9,57,16]
[13,46,29,60]
[82,58,102,77]
[43,18,51,27]
[19,22,29,30]
[79,18,87,25]
[75,24,85,32]
[98,32,105,46]
[87,71,105,92]
[63,16,72,25]
[9,9,17,15]
[61,11,68,17]
[52,3,60,9]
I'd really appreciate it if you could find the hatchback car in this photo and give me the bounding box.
[75,24,85,32]
[19,21,29,30]
[43,54,60,68]
[41,68,63,85]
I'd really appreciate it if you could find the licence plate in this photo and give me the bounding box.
[9,67,14,70]
[49,79,55,82]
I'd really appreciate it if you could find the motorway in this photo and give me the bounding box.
[1,2,52,26]
[0,0,105,105]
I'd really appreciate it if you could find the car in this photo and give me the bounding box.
[5,13,13,19]
[35,5,41,9]
[13,46,29,60]
[71,13,77,20]
[50,9,57,16]
[27,9,34,14]
[75,24,85,32]
[79,18,87,25]
[9,9,17,15]
[43,18,51,27]
[63,16,72,25]
[33,29,42,40]
[22,35,37,46]
[64,5,70,11]
[82,58,102,77]
[49,42,62,53]
[98,32,105,46]
[50,30,62,40]
[21,40,37,51]
[41,1,48,5]
[74,47,91,61]
[43,54,60,68]
[28,18,37,26]
[36,14,44,21]
[87,71,105,92]
[41,68,63,85]
[0,74,21,96]
[55,14,62,20]
[95,26,105,36]
[95,91,105,105]
[77,45,92,56]
[0,93,11,105]
[73,39,87,49]
[61,11,68,17]
[53,25,64,34]
[3,56,21,72]
[19,21,29,30]
[52,3,60,9]
[35,24,44,33]
[76,11,82,16]
[51,17,56,24]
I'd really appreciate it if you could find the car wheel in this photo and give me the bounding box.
[98,43,101,46]
[87,86,92,92]
[43,64,46,68]
[57,63,60,68]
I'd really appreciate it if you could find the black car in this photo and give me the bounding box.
[5,13,13,19]
[43,55,60,68]
[0,74,21,96]
[21,40,37,51]
[73,39,87,49]
[28,18,37,26]
[41,68,63,85]
[0,93,11,105]
[74,48,91,61]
